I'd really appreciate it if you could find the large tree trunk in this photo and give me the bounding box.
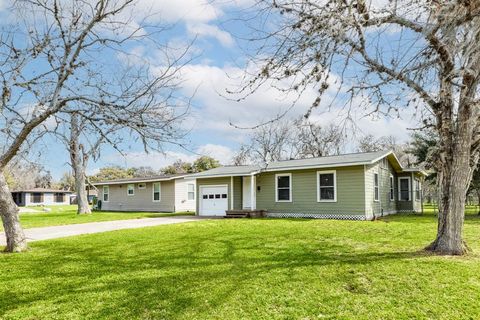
[426,156,470,255]
[426,97,476,255]
[70,113,91,215]
[476,190,480,215]
[0,170,27,252]
[73,162,91,215]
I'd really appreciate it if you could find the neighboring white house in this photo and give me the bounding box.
[11,188,73,206]
[93,174,196,213]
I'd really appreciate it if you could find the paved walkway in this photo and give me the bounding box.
[0,216,205,245]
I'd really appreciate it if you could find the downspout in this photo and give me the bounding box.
[250,173,256,211]
[420,174,424,215]
[411,172,415,212]
[364,165,370,220]
[230,176,234,211]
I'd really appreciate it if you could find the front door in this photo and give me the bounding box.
[242,176,251,209]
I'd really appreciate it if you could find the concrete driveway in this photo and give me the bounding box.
[0,216,206,246]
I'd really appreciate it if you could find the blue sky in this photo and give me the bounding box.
[2,0,419,179]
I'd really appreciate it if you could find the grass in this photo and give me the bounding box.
[422,203,480,215]
[0,205,194,230]
[1,211,480,319]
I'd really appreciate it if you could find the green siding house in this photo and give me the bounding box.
[190,150,427,220]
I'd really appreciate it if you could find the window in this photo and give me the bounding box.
[317,170,336,202]
[103,186,109,202]
[275,173,292,202]
[374,173,379,201]
[138,183,146,189]
[415,179,421,201]
[221,194,227,199]
[187,184,195,200]
[153,182,161,202]
[54,193,64,203]
[398,177,410,201]
[127,184,135,196]
[31,193,42,203]
[389,175,394,201]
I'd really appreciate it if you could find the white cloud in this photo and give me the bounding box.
[122,0,235,46]
[196,144,233,163]
[187,23,234,47]
[179,64,319,135]
[176,62,421,149]
[96,143,234,172]
[134,0,221,24]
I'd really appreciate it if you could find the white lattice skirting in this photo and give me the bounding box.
[266,212,367,220]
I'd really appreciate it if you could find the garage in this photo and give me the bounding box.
[199,185,228,216]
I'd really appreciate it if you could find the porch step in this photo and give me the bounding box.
[225,210,267,218]
[225,211,248,218]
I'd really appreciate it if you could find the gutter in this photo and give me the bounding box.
[92,176,182,186]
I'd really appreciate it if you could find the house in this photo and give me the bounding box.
[189,150,427,220]
[93,174,196,212]
[69,187,98,205]
[11,188,73,206]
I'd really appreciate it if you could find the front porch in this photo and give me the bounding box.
[225,209,266,218]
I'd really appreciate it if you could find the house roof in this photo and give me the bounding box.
[189,150,427,178]
[263,150,395,171]
[187,165,262,178]
[11,188,72,193]
[91,174,189,186]
[402,167,429,176]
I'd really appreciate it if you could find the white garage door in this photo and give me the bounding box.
[200,186,228,216]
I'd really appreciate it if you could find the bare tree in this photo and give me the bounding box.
[5,159,51,190]
[0,0,188,252]
[58,96,185,215]
[233,120,293,164]
[239,1,480,254]
[358,135,398,153]
[292,118,345,158]
[233,118,344,164]
[358,134,414,166]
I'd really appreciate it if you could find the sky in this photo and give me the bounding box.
[2,0,421,179]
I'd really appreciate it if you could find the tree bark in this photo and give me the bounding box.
[426,99,476,255]
[70,113,91,215]
[0,170,28,252]
[426,157,469,255]
[476,190,480,215]
[73,162,91,214]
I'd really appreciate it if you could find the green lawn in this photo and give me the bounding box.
[1,205,194,230]
[1,212,480,319]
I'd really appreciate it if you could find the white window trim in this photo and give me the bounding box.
[373,172,379,202]
[389,175,394,201]
[138,183,146,190]
[275,173,292,202]
[103,186,109,202]
[187,183,195,200]
[152,182,161,202]
[398,176,411,201]
[414,179,421,202]
[317,170,337,202]
[127,184,135,196]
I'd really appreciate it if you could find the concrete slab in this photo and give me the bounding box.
[0,216,205,246]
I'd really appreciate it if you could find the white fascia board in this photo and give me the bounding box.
[93,177,177,186]
[401,168,429,176]
[263,161,370,172]
[191,173,256,179]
